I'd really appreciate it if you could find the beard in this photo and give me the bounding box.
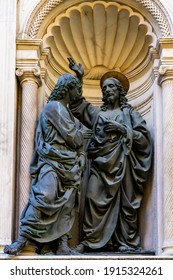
[107,95,115,104]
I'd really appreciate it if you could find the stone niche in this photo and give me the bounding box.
[12,0,173,255]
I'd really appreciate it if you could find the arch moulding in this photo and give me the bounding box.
[23,0,173,39]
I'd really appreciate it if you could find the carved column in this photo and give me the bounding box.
[16,68,41,217]
[158,67,173,255]
[157,38,173,255]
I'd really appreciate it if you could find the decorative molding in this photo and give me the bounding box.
[157,40,173,85]
[155,38,173,85]
[159,66,173,76]
[16,67,42,86]
[41,1,156,80]
[133,95,152,116]
[128,73,155,101]
[158,67,173,86]
[25,0,173,39]
[27,0,63,38]
[135,0,172,37]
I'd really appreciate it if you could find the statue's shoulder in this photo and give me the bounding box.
[44,100,59,111]
[42,101,62,119]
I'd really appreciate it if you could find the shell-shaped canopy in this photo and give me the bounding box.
[43,1,157,80]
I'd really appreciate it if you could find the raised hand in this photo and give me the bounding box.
[68,57,84,79]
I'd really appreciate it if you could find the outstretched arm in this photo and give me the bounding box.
[68,57,84,80]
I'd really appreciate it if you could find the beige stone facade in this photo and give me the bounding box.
[1,0,173,257]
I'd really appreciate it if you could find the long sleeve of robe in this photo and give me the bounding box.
[70,98,152,249]
[19,101,84,243]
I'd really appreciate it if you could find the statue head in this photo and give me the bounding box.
[100,71,129,111]
[100,71,129,93]
[47,74,81,103]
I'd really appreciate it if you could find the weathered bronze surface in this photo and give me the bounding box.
[4,58,152,256]
[4,73,86,255]
[69,58,152,254]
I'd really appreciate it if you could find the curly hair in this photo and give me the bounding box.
[101,78,131,111]
[47,74,80,103]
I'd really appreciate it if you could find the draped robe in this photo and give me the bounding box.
[19,100,84,243]
[71,99,152,249]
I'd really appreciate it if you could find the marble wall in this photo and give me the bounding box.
[0,0,17,250]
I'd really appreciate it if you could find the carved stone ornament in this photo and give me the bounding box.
[26,0,172,39]
[42,1,157,80]
[16,67,42,86]
[158,66,173,85]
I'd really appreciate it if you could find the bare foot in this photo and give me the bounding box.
[71,243,85,254]
[56,242,72,255]
[118,245,135,252]
[4,237,27,255]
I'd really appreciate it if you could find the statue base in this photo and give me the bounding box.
[82,247,155,256]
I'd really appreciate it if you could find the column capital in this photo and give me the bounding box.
[157,38,173,85]
[16,67,42,86]
[158,65,173,85]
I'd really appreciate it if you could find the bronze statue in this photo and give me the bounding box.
[4,73,86,255]
[68,58,152,253]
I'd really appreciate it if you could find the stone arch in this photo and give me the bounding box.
[21,1,173,116]
[40,1,157,114]
[25,0,158,121]
[24,0,173,39]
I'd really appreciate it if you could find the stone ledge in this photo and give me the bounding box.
[1,253,173,260]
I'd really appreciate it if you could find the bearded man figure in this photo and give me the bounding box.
[68,58,152,253]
